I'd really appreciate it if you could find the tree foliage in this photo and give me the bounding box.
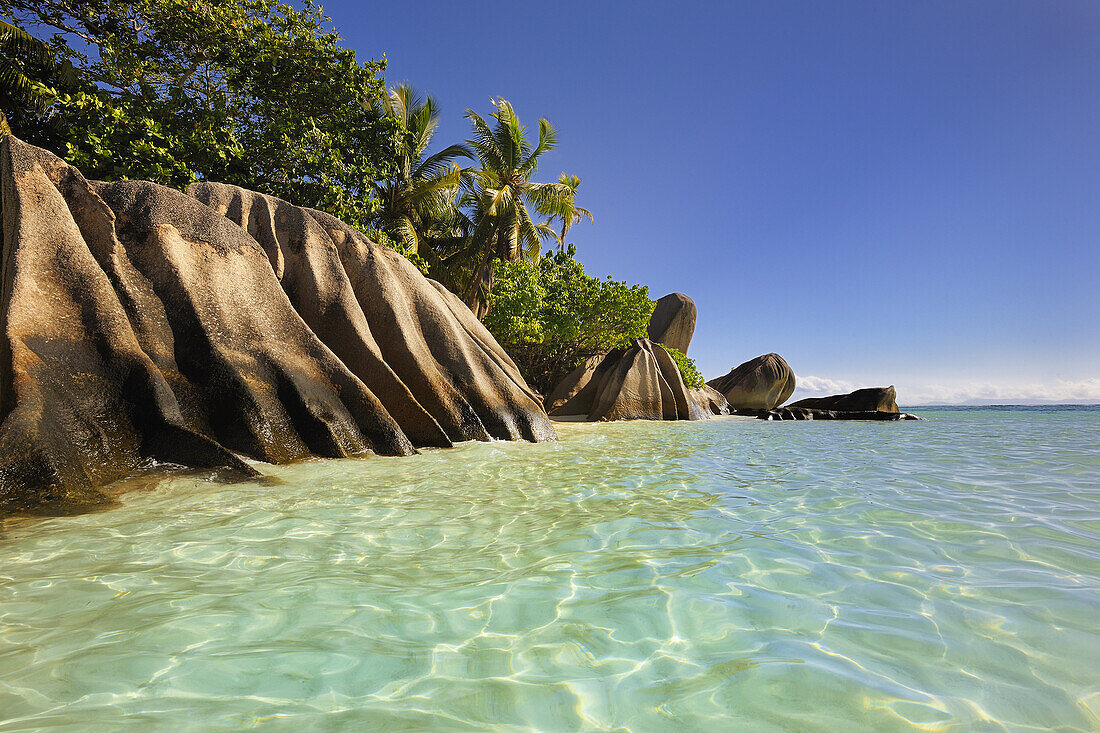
[662,346,705,389]
[1,0,396,226]
[483,245,654,394]
[371,84,468,261]
[456,98,577,314]
[0,19,75,134]
[537,172,593,250]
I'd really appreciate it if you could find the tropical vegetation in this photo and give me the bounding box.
[370,84,466,264]
[0,1,701,394]
[0,19,73,135]
[0,0,396,226]
[482,247,655,394]
[663,346,705,389]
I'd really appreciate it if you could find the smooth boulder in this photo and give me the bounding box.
[647,292,697,354]
[0,136,554,512]
[749,407,920,421]
[547,339,708,421]
[707,353,796,410]
[189,181,553,445]
[789,386,899,413]
[689,385,731,416]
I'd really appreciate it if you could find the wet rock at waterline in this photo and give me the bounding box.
[740,407,921,421]
[0,136,554,512]
[547,339,709,421]
[789,386,900,413]
[689,385,731,416]
[707,353,796,410]
[647,292,696,354]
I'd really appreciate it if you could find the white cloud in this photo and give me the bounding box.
[791,374,1100,405]
[793,375,857,395]
[898,378,1100,405]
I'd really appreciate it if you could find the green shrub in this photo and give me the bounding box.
[366,228,431,274]
[661,346,705,389]
[484,245,654,394]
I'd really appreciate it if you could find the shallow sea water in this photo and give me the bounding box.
[1,407,1098,731]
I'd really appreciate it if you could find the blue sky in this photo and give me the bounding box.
[334,1,1099,404]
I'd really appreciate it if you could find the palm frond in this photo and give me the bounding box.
[525,181,574,212]
[414,143,471,180]
[520,118,557,176]
[0,21,54,68]
[465,109,505,172]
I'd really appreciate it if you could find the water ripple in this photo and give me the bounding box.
[0,408,1098,731]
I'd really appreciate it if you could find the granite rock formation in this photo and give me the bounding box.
[546,339,709,421]
[647,292,696,354]
[789,386,899,413]
[708,353,796,410]
[188,181,552,444]
[0,136,553,512]
[747,406,920,421]
[689,385,731,416]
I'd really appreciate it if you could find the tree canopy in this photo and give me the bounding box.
[0,0,396,226]
[483,246,654,394]
[371,84,467,261]
[456,99,576,314]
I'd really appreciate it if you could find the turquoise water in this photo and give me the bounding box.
[1,407,1098,731]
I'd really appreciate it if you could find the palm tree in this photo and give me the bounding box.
[460,98,574,315]
[371,84,469,261]
[0,21,67,135]
[538,173,593,250]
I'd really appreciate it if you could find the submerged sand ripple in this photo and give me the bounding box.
[0,408,1098,731]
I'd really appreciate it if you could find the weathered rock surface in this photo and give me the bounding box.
[741,407,920,421]
[707,353,796,410]
[789,386,899,413]
[544,351,615,416]
[647,292,696,354]
[689,385,731,416]
[546,339,708,421]
[0,136,553,512]
[189,181,552,445]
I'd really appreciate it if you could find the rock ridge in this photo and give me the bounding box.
[0,136,554,512]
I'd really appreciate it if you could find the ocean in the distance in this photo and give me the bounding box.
[0,406,1097,731]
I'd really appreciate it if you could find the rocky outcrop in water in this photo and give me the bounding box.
[788,386,899,413]
[546,339,709,421]
[689,385,731,416]
[707,353,796,410]
[0,137,554,512]
[744,406,920,421]
[647,292,696,354]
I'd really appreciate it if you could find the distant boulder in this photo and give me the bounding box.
[547,339,709,421]
[751,407,920,421]
[647,293,696,354]
[789,386,899,413]
[707,353,795,410]
[544,351,617,417]
[689,385,731,416]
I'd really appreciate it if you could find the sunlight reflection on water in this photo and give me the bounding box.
[1,409,1098,731]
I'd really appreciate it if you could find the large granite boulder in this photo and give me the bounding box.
[741,406,919,421]
[189,181,551,445]
[789,386,899,413]
[547,339,709,421]
[0,136,553,512]
[646,292,696,354]
[707,353,796,410]
[544,352,616,416]
[689,385,731,416]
